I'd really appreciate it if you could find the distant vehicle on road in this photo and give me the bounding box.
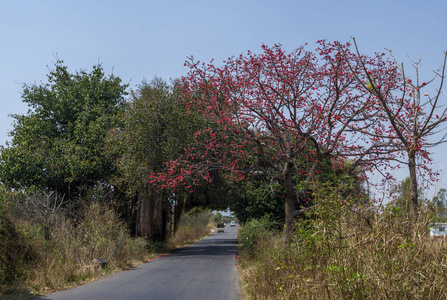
[217,221,225,233]
[230,221,236,227]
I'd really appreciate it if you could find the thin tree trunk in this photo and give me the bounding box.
[408,152,419,218]
[284,195,294,242]
[282,162,295,243]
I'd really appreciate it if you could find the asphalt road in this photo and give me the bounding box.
[33,225,240,300]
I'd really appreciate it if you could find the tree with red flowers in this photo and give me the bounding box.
[152,41,396,240]
[347,38,447,217]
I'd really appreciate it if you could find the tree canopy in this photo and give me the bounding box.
[0,61,127,200]
[107,77,218,241]
[2,40,446,242]
[348,38,447,216]
[150,40,447,239]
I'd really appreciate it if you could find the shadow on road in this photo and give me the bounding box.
[169,236,238,257]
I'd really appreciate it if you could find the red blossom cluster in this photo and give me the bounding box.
[150,40,447,219]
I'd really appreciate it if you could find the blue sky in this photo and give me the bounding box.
[1,0,447,196]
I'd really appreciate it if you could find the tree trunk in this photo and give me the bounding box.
[137,187,153,241]
[282,162,295,243]
[138,185,168,242]
[408,151,419,218]
[284,194,294,242]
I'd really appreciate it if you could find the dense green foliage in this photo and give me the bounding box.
[229,157,366,225]
[107,77,211,241]
[228,176,285,224]
[0,61,127,199]
[110,78,192,194]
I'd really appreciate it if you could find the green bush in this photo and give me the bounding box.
[238,215,277,257]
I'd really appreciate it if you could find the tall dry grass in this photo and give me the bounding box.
[239,184,447,299]
[25,203,149,293]
[1,189,216,299]
[167,210,214,248]
[1,201,149,297]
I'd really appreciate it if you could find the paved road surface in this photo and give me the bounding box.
[33,225,240,300]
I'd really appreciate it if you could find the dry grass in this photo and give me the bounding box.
[167,210,215,248]
[0,204,216,299]
[239,188,447,299]
[1,202,151,298]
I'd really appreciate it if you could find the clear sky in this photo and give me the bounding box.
[1,0,447,196]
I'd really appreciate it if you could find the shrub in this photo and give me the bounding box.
[239,183,447,299]
[23,202,150,292]
[0,188,34,292]
[1,197,150,295]
[238,215,277,258]
[0,214,33,292]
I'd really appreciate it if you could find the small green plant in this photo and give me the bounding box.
[238,215,277,258]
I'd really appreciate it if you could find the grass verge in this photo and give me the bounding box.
[0,202,214,299]
[238,190,447,299]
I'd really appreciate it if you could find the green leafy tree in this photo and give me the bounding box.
[228,173,285,225]
[388,177,427,218]
[214,212,224,222]
[108,77,206,241]
[0,61,127,200]
[229,155,366,225]
[432,188,447,222]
